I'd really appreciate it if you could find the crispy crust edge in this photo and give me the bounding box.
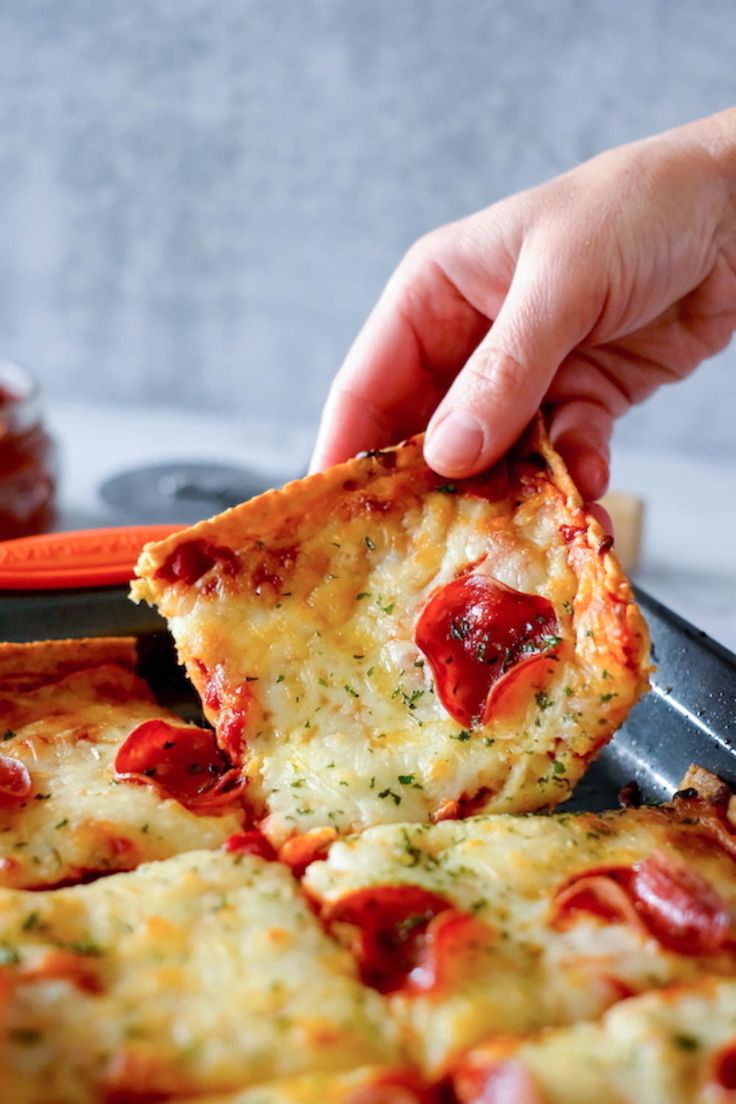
[134,416,596,587]
[0,637,138,688]
[131,434,429,601]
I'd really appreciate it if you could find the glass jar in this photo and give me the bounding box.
[0,361,57,540]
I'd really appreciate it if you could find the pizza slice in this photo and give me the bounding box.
[0,848,400,1102]
[303,783,736,1075]
[132,418,650,843]
[0,638,246,888]
[453,978,736,1104]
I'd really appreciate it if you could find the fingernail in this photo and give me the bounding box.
[425,410,485,474]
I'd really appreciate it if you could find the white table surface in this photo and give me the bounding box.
[49,401,736,654]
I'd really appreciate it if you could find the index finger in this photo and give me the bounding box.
[309,237,490,472]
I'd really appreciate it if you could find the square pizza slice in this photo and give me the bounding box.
[303,780,736,1075]
[132,418,650,844]
[452,978,736,1104]
[0,848,400,1102]
[0,638,247,888]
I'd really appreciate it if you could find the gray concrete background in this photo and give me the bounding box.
[0,0,735,453]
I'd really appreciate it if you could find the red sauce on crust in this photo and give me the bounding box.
[155,540,239,586]
[222,830,277,860]
[0,754,32,805]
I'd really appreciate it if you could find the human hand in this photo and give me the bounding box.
[311,110,736,500]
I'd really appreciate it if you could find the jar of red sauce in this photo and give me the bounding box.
[0,361,57,540]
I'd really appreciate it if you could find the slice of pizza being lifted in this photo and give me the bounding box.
[0,638,246,888]
[132,418,650,843]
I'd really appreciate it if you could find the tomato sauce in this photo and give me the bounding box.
[0,368,57,540]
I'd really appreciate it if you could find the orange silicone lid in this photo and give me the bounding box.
[0,525,184,590]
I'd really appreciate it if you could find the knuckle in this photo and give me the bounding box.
[401,231,440,271]
[465,347,527,395]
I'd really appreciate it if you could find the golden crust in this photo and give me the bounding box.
[134,417,627,595]
[678,762,734,805]
[131,416,650,839]
[0,637,138,690]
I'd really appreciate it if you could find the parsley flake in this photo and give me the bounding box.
[378,788,402,806]
[0,943,19,965]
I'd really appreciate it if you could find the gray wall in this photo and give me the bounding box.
[0,0,735,452]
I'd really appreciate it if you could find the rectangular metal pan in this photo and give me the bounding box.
[1,585,734,810]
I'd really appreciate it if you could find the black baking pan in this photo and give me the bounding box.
[1,585,735,809]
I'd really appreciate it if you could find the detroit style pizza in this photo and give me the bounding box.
[6,419,735,1102]
[132,418,650,844]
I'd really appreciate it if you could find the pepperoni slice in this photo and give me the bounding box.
[408,908,493,992]
[346,1069,430,1104]
[551,871,645,933]
[155,539,239,586]
[325,885,490,995]
[630,851,732,955]
[709,1039,736,1096]
[114,720,244,812]
[0,754,32,805]
[415,574,559,727]
[222,831,277,860]
[454,1058,543,1104]
[21,949,103,995]
[552,851,732,955]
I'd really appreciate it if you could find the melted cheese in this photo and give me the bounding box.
[192,1067,420,1104]
[459,979,736,1104]
[0,850,399,1102]
[303,806,736,1074]
[0,663,243,887]
[133,427,649,843]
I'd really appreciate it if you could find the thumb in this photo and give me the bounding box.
[423,245,594,476]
